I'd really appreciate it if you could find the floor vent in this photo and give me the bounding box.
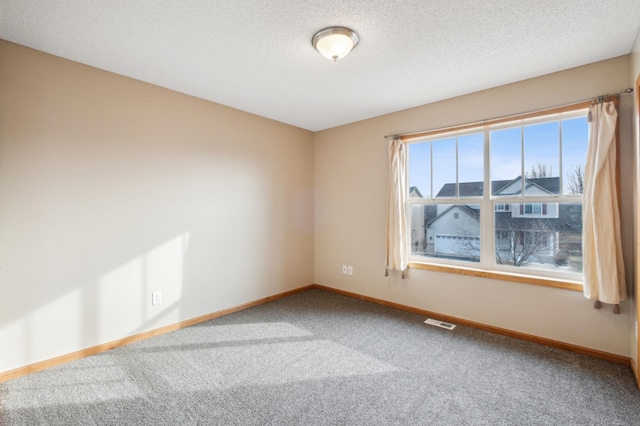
[424,318,456,330]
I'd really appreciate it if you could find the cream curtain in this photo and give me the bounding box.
[582,100,627,313]
[386,138,409,278]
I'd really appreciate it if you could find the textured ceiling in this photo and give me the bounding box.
[2,1,640,131]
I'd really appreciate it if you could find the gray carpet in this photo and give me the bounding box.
[1,288,639,425]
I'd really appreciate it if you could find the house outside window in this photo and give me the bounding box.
[408,107,588,281]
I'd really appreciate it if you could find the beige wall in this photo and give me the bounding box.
[631,28,640,370]
[315,55,634,356]
[0,41,315,373]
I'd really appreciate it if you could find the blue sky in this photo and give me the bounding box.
[409,117,588,197]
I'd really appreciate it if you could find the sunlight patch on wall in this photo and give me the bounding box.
[0,288,84,370]
[98,233,189,340]
[99,257,145,340]
[144,233,187,314]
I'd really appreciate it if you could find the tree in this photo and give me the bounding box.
[449,220,554,267]
[526,163,553,178]
[444,228,481,262]
[494,225,554,267]
[527,162,583,194]
[566,164,584,194]
[497,164,557,266]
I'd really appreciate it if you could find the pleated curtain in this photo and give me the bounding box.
[582,100,627,313]
[386,138,408,278]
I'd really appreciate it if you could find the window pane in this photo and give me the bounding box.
[458,133,484,195]
[409,142,431,198]
[432,138,456,197]
[490,127,521,195]
[562,117,588,194]
[410,205,428,254]
[494,202,582,272]
[524,122,559,195]
[412,203,480,262]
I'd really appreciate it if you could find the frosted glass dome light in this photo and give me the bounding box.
[312,27,359,61]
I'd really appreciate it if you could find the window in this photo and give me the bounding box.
[517,203,550,216]
[408,106,588,283]
[409,133,483,264]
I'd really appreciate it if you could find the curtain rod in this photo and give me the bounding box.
[384,87,634,140]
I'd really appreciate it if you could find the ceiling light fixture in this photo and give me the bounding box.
[312,27,359,61]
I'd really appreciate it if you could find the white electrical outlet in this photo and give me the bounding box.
[152,291,162,305]
[347,266,353,275]
[342,265,348,274]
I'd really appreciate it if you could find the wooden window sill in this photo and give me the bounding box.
[408,262,583,292]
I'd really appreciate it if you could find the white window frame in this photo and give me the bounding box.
[407,107,588,285]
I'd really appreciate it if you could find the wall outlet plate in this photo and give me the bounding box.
[342,265,348,274]
[152,291,162,305]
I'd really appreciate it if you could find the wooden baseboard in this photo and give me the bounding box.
[0,285,314,383]
[312,284,631,366]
